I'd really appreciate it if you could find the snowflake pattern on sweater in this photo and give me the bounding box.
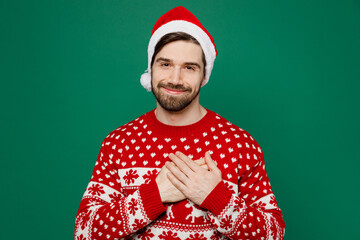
[75,109,285,239]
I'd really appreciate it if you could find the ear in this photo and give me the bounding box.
[200,76,206,87]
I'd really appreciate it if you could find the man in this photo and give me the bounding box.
[75,6,285,240]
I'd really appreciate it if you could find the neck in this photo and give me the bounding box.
[155,98,207,126]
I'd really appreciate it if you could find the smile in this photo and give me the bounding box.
[163,87,186,95]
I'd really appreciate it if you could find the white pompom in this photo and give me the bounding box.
[140,70,152,92]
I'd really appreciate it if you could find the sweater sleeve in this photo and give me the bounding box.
[74,139,167,240]
[200,142,285,239]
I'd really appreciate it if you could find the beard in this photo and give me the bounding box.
[151,81,201,112]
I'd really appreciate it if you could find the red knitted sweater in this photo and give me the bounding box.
[75,109,285,239]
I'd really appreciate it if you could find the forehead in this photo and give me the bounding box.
[155,40,203,64]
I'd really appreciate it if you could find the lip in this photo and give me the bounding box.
[163,87,185,95]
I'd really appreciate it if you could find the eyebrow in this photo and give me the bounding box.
[155,57,201,69]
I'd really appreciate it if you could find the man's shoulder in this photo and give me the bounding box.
[209,109,262,148]
[101,109,154,143]
[209,109,248,134]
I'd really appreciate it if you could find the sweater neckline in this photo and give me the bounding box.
[145,108,216,137]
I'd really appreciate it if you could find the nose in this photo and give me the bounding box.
[168,66,183,85]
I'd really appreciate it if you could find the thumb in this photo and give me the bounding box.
[205,152,218,172]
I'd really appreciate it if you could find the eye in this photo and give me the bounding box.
[161,63,169,67]
[186,66,195,70]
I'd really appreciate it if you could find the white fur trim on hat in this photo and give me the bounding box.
[140,71,152,91]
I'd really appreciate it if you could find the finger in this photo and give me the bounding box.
[160,162,170,171]
[166,161,190,185]
[175,151,202,172]
[169,153,195,176]
[193,158,205,166]
[199,164,209,170]
[167,172,188,193]
[205,152,219,172]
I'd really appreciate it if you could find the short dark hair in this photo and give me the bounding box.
[150,32,206,76]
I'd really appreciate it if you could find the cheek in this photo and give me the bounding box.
[151,71,160,85]
[152,70,168,81]
[187,75,204,90]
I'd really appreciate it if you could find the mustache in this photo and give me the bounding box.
[157,82,192,92]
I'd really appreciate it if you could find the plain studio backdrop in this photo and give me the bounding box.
[1,0,359,239]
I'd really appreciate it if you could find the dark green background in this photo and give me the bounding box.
[1,0,359,239]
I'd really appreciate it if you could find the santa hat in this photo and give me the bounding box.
[140,6,217,91]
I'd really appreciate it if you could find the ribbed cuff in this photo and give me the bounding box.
[200,181,233,216]
[139,180,168,220]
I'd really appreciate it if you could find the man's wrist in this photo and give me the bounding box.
[139,180,167,219]
[155,178,167,202]
[200,181,233,216]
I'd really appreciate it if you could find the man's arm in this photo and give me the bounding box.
[167,151,285,239]
[74,139,167,240]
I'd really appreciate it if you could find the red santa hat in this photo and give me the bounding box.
[140,6,217,91]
